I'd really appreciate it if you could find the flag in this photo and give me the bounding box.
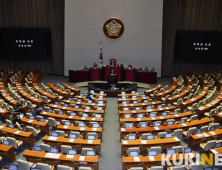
[100,41,102,60]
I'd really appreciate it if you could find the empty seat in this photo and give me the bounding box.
[86,132,97,140]
[173,129,183,139]
[182,127,197,137]
[200,140,216,151]
[57,165,73,170]
[40,143,50,152]
[171,146,182,153]
[201,126,209,132]
[126,134,136,140]
[79,167,92,170]
[157,132,167,138]
[61,145,72,154]
[36,163,54,170]
[188,115,198,121]
[149,146,162,155]
[17,159,36,169]
[48,117,60,129]
[128,147,140,157]
[27,126,41,136]
[81,148,93,156]
[55,130,66,137]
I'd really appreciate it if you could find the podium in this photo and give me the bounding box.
[89,67,100,81]
[104,67,122,81]
[107,74,118,85]
[125,68,136,81]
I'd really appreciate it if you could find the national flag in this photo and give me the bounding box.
[100,41,102,60]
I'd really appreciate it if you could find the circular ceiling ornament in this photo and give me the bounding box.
[103,18,124,40]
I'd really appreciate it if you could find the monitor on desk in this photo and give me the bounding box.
[68,149,77,155]
[86,150,96,156]
[158,105,162,108]
[77,99,82,102]
[196,129,202,134]
[88,135,96,140]
[123,107,129,111]
[65,121,71,126]
[19,113,24,119]
[144,100,148,103]
[209,126,216,131]
[54,101,59,105]
[142,94,146,97]
[90,95,94,98]
[124,114,131,119]
[92,123,100,128]
[48,109,53,113]
[75,105,79,108]
[122,96,126,99]
[167,149,176,155]
[29,115,34,120]
[128,135,136,140]
[133,101,138,104]
[125,123,133,128]
[31,168,40,170]
[204,167,213,170]
[69,133,77,139]
[131,91,135,94]
[90,90,94,93]
[162,112,168,116]
[183,109,188,112]
[22,127,28,132]
[140,122,147,128]
[167,103,172,106]
[150,113,156,117]
[3,140,10,146]
[59,111,64,115]
[79,122,85,127]
[165,133,173,138]
[82,113,88,117]
[100,91,104,94]
[180,119,187,124]
[184,148,192,153]
[154,122,161,127]
[22,100,26,105]
[121,92,125,95]
[9,124,14,129]
[99,96,103,99]
[135,107,140,110]
[216,142,222,148]
[70,112,76,116]
[173,110,179,115]
[167,121,174,125]
[0,120,2,125]
[147,106,152,109]
[132,95,136,99]
[50,148,58,153]
[68,97,72,100]
[51,132,58,137]
[147,135,155,140]
[9,164,19,170]
[122,101,127,104]
[85,106,90,110]
[64,103,69,107]
[80,93,84,96]
[129,151,139,157]
[88,100,92,103]
[33,145,41,151]
[97,107,102,110]
[40,118,46,122]
[95,114,101,118]
[137,114,144,118]
[148,150,157,156]
[98,101,103,104]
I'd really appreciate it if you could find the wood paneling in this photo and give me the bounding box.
[0,0,64,75]
[162,0,222,76]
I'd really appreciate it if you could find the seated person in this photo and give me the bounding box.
[13,101,24,113]
[151,68,155,72]
[111,62,115,67]
[128,63,132,69]
[0,113,6,123]
[110,69,115,75]
[83,66,88,70]
[144,67,149,72]
[32,108,41,117]
[86,92,93,100]
[11,114,23,126]
[93,63,97,67]
[137,67,143,72]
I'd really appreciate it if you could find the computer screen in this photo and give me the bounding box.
[77,99,81,102]
[9,124,14,129]
[33,145,41,151]
[150,113,156,117]
[165,133,173,138]
[54,102,59,105]
[30,168,40,170]
[22,127,28,132]
[80,93,84,96]
[100,91,104,94]
[216,143,222,148]
[39,107,43,111]
[95,114,101,118]
[180,119,187,124]
[68,97,72,100]
[125,123,133,128]
[135,107,140,110]
[158,105,162,108]
[121,92,125,95]
[69,133,77,139]
[167,103,172,106]
[196,129,202,134]
[29,115,34,120]
[48,109,53,113]
[99,96,103,99]
[147,135,155,140]
[129,151,139,157]
[65,121,71,126]
[123,107,129,111]
[86,150,95,156]
[0,120,2,125]
[148,150,157,156]
[83,113,88,117]
[88,100,92,103]
[85,106,90,110]
[144,100,148,103]
[50,148,58,153]
[75,105,79,108]
[70,112,76,116]
[162,112,168,116]
[140,123,147,128]
[64,104,69,107]
[122,101,127,104]
[209,126,215,131]
[137,114,144,118]
[98,101,103,104]
[9,164,18,170]
[88,135,96,140]
[167,121,174,125]
[128,135,136,140]
[147,106,152,109]
[183,109,188,112]
[122,96,126,99]
[131,91,135,94]
[184,148,192,153]
[79,122,85,127]
[154,122,161,127]
[93,123,100,128]
[3,140,10,146]
[90,95,94,98]
[68,149,77,155]
[173,110,178,115]
[142,94,146,97]
[40,118,46,122]
[51,132,58,137]
[97,107,102,110]
[90,90,94,93]
[167,149,176,154]
[132,96,136,98]
[204,167,213,170]
[19,113,24,119]
[124,114,131,119]
[22,101,26,105]
[133,101,138,104]
[59,111,64,115]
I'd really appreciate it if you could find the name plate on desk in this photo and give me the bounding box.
[45,153,61,159]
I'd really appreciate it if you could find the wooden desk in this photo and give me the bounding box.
[62,83,80,96]
[48,83,70,99]
[144,84,162,96]
[121,137,180,154]
[42,135,101,154]
[180,86,209,111]
[40,111,104,126]
[48,104,105,115]
[0,107,10,120]
[118,93,140,97]
[21,117,50,135]
[183,76,193,86]
[196,94,222,115]
[33,83,58,102]
[188,128,222,147]
[166,86,192,104]
[74,95,107,101]
[0,144,15,162]
[32,73,42,84]
[0,125,35,146]
[23,150,99,170]
[214,113,222,123]
[120,118,212,139]
[118,101,162,109]
[118,96,150,103]
[63,99,106,107]
[16,83,44,107]
[154,85,177,100]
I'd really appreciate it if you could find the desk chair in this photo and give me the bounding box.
[79,167,93,170]
[54,109,61,114]
[150,90,158,98]
[36,115,44,121]
[127,147,140,157]
[173,129,183,139]
[36,163,54,170]
[57,165,74,170]
[55,130,66,137]
[171,146,182,153]
[187,103,198,113]
[182,127,197,137]
[167,165,186,170]
[44,106,50,112]
[6,119,12,126]
[204,109,216,118]
[27,126,41,137]
[67,111,76,116]
[17,159,36,169]
[40,143,50,152]
[8,106,15,115]
[201,126,209,132]
[173,98,182,107]
[6,137,23,153]
[216,106,222,113]
[48,117,60,129]
[166,119,175,125]
[148,146,162,155]
[15,122,22,131]
[187,115,198,122]
[157,132,167,138]
[200,140,216,151]
[81,148,93,156]
[161,95,170,103]
[61,145,72,154]
[141,133,152,140]
[86,132,97,140]
[126,134,136,140]
[186,164,203,170]
[26,101,37,112]
[210,123,220,129]
[42,96,51,105]
[128,168,143,170]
